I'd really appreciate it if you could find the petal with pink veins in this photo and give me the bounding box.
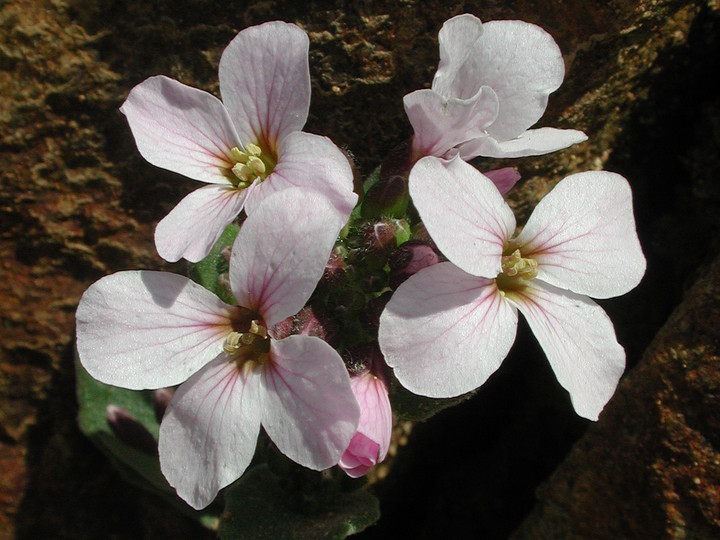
[120,76,239,184]
[379,262,518,398]
[514,171,646,299]
[506,279,626,421]
[245,131,357,220]
[409,156,515,279]
[229,189,343,326]
[261,335,359,470]
[76,271,235,390]
[219,21,310,147]
[404,87,499,158]
[155,183,252,263]
[159,355,263,510]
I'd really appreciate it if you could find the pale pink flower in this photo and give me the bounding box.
[121,21,357,262]
[339,357,392,478]
[404,14,587,161]
[379,157,646,420]
[76,189,360,509]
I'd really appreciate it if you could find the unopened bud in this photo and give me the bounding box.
[388,240,440,289]
[153,388,174,422]
[106,404,157,455]
[270,305,340,349]
[483,167,521,195]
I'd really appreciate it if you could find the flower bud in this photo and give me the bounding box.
[483,166,521,195]
[106,404,157,455]
[388,240,440,289]
[270,305,340,349]
[361,139,414,218]
[338,344,392,478]
[153,388,174,422]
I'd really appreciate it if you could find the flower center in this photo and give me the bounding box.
[496,248,537,291]
[224,317,270,370]
[229,144,276,189]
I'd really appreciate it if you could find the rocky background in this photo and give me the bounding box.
[1,0,719,538]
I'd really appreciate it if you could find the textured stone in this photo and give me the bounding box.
[1,0,718,538]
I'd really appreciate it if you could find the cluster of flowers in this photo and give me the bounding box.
[76,15,645,510]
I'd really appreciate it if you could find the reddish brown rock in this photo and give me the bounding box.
[512,253,720,539]
[1,0,718,538]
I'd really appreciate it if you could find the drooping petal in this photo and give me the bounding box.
[514,171,646,299]
[379,262,518,398]
[245,131,357,220]
[120,75,239,184]
[458,127,588,160]
[219,21,310,148]
[261,335,359,470]
[461,20,566,141]
[229,189,343,326]
[338,372,392,478]
[433,13,486,99]
[409,156,515,279]
[506,280,626,421]
[159,355,263,509]
[155,183,251,263]
[404,87,499,158]
[76,271,235,390]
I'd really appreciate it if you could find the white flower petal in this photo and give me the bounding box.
[404,87,499,158]
[155,184,250,263]
[433,14,486,99]
[409,156,515,278]
[120,75,239,184]
[245,131,357,220]
[76,271,234,389]
[379,262,518,398]
[467,20,566,141]
[159,356,262,509]
[507,280,626,421]
[229,189,342,325]
[219,21,310,147]
[515,171,646,298]
[261,336,359,470]
[458,127,588,159]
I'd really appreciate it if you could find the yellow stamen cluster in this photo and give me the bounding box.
[223,319,269,366]
[230,144,267,188]
[500,249,538,280]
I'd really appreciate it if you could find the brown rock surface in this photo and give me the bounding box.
[511,253,720,539]
[1,0,718,538]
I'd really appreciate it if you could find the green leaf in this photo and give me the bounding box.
[218,465,380,540]
[187,222,240,303]
[389,377,477,421]
[74,347,221,529]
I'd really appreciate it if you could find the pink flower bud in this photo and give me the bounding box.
[269,305,340,348]
[338,344,392,478]
[388,240,440,289]
[106,404,157,455]
[482,166,521,195]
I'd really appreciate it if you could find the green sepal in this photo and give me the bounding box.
[187,222,240,303]
[389,376,477,422]
[218,464,380,540]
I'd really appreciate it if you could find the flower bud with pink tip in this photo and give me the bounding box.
[338,344,392,478]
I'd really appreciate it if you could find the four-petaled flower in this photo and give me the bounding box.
[76,189,360,509]
[379,156,646,420]
[404,14,588,162]
[121,21,357,263]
